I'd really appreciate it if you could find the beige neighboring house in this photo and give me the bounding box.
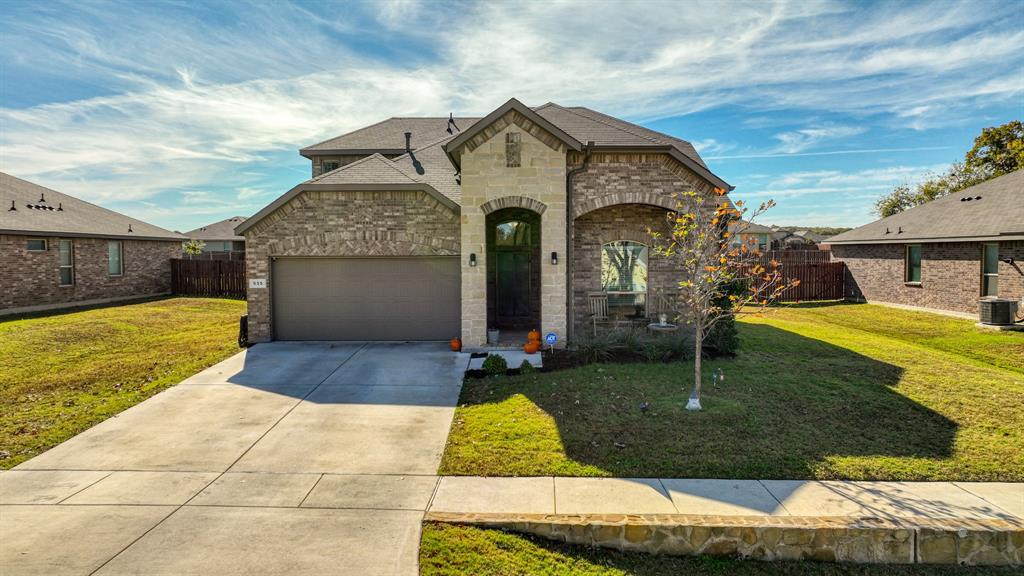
[237,98,732,345]
[0,172,185,315]
[828,169,1024,315]
[184,216,247,257]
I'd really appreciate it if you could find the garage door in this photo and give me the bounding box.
[272,257,460,341]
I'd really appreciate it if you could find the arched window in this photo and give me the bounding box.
[495,221,531,246]
[601,241,648,315]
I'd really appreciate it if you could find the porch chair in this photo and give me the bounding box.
[587,291,609,337]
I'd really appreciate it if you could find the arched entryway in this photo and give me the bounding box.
[486,207,541,331]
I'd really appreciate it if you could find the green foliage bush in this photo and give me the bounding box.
[518,359,535,374]
[481,354,508,375]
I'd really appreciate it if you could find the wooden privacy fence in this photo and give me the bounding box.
[738,261,846,302]
[171,259,246,298]
[776,261,846,301]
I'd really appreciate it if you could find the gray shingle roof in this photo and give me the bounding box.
[535,104,707,168]
[184,216,247,241]
[300,117,480,155]
[827,169,1024,244]
[301,102,710,172]
[312,153,422,186]
[0,172,185,241]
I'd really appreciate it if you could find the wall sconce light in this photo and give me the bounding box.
[469,253,477,267]
[551,251,558,265]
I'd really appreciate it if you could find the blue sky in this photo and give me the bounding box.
[1,0,1021,232]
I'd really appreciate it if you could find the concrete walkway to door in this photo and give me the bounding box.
[0,342,464,576]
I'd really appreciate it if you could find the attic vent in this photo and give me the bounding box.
[960,195,983,202]
[506,132,521,168]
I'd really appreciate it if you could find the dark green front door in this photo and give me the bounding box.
[487,208,541,331]
[496,251,532,327]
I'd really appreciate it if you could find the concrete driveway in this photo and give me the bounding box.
[0,342,463,576]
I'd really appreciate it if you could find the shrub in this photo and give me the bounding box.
[481,354,508,376]
[518,359,535,374]
[574,333,615,363]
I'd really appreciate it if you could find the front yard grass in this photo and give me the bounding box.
[0,297,246,468]
[439,302,1023,480]
[419,522,1020,576]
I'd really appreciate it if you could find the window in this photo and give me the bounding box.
[26,238,47,251]
[505,132,521,168]
[108,241,123,276]
[602,241,649,315]
[59,239,74,286]
[982,243,999,297]
[905,244,921,283]
[321,160,340,173]
[495,221,531,246]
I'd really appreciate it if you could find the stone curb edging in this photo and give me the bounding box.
[423,512,1024,566]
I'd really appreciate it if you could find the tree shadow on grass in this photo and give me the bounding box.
[453,323,958,479]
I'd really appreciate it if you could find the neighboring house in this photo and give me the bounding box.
[0,172,185,315]
[237,98,732,345]
[828,169,1024,315]
[184,216,247,256]
[770,228,821,250]
[730,221,773,251]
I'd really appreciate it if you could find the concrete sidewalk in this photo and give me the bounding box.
[428,476,1023,521]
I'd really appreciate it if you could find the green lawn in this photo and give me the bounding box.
[419,523,1018,576]
[0,297,246,468]
[439,302,1024,480]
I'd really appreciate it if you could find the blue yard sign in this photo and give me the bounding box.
[545,332,558,346]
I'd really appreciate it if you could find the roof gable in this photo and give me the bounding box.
[443,98,582,167]
[0,172,184,241]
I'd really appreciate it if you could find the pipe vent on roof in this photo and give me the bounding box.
[404,132,412,152]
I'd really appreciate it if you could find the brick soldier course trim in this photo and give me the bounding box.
[479,195,548,215]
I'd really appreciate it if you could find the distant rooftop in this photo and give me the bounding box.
[184,215,248,241]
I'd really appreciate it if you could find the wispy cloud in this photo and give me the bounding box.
[0,0,1020,229]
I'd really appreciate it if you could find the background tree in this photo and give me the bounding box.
[875,120,1023,218]
[651,189,798,411]
[182,238,205,256]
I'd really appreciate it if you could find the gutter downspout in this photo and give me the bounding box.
[565,141,593,344]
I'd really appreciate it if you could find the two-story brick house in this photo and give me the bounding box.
[237,99,732,346]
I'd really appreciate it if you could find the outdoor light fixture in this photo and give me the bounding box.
[551,251,558,265]
[469,253,477,267]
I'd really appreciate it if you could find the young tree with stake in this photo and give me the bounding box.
[651,188,798,411]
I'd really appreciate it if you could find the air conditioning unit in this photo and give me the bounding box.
[979,298,1018,326]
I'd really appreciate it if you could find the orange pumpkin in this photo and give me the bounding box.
[449,337,462,352]
[523,341,540,354]
[527,329,541,343]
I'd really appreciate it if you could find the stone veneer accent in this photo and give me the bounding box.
[0,235,181,313]
[571,204,676,330]
[425,513,1024,566]
[832,241,1024,315]
[458,115,568,347]
[243,189,459,342]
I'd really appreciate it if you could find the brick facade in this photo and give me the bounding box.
[568,152,715,219]
[832,241,1024,315]
[571,204,676,330]
[0,235,180,313]
[242,189,460,342]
